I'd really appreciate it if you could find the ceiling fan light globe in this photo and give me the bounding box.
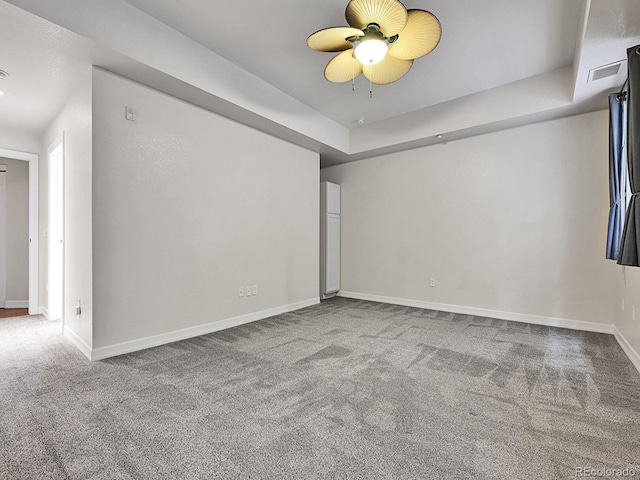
[354,39,388,65]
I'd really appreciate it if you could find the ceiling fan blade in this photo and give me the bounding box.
[325,50,363,83]
[362,55,413,84]
[307,27,364,52]
[387,10,441,60]
[345,0,407,37]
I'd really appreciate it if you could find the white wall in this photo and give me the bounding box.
[1,158,29,303]
[92,68,319,350]
[42,68,93,348]
[616,268,640,365]
[0,128,40,154]
[322,111,618,326]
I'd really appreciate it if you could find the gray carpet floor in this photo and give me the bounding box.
[1,297,640,479]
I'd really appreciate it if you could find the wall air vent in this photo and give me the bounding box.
[588,61,624,83]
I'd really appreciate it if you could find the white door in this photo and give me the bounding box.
[326,213,340,294]
[48,141,64,321]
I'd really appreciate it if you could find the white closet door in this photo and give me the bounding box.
[326,183,341,214]
[48,143,64,321]
[326,213,340,293]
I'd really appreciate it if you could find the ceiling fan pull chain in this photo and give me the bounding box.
[352,59,356,91]
[370,78,373,98]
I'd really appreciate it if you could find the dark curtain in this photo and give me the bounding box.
[618,45,640,266]
[606,92,627,260]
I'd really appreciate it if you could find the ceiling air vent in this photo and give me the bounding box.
[588,61,624,83]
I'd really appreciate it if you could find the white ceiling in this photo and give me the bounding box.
[0,1,153,136]
[0,1,98,135]
[122,0,582,127]
[0,0,638,165]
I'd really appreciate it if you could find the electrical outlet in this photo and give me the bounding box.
[246,285,252,297]
[430,278,436,287]
[252,284,258,295]
[238,286,244,298]
[74,299,82,315]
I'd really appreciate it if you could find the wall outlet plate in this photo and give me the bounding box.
[238,286,244,298]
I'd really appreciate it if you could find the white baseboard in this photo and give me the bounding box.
[39,306,49,320]
[338,291,640,373]
[63,326,92,361]
[337,291,616,334]
[5,300,28,309]
[614,328,640,374]
[90,297,320,361]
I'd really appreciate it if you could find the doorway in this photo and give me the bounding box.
[0,148,38,315]
[0,165,5,309]
[48,136,64,322]
[0,161,30,313]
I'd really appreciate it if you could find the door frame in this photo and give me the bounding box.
[0,148,39,315]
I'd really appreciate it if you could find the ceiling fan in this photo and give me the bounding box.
[307,0,441,86]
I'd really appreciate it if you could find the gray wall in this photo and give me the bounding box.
[92,68,319,349]
[322,110,617,326]
[1,158,29,304]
